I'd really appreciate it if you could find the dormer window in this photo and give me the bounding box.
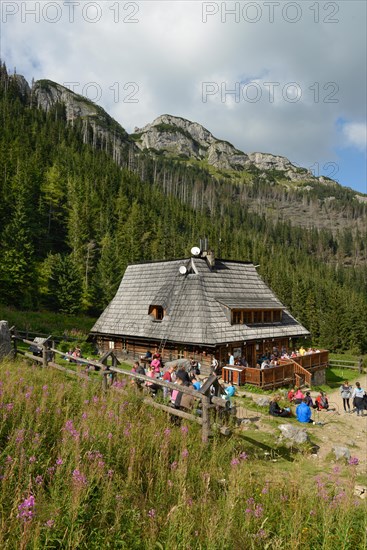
[230,309,283,325]
[149,305,164,321]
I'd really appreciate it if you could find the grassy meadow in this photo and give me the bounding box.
[0,358,366,549]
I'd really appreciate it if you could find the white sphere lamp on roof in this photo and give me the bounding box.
[179,265,187,275]
[191,246,201,257]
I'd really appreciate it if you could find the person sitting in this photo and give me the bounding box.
[150,355,161,374]
[261,359,270,370]
[287,388,295,402]
[296,398,314,424]
[269,396,291,417]
[225,382,236,398]
[315,391,329,411]
[144,350,152,359]
[293,388,305,404]
[304,391,315,408]
[176,365,191,386]
[239,356,248,367]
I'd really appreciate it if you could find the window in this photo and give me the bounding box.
[149,305,164,321]
[253,311,262,324]
[231,309,283,325]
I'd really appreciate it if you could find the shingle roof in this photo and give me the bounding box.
[90,257,310,345]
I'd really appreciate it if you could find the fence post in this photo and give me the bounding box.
[201,395,210,444]
[42,344,48,368]
[102,371,108,392]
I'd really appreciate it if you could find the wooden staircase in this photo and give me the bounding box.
[290,359,312,387]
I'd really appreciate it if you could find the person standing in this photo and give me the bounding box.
[228,352,234,366]
[352,382,365,416]
[340,380,352,412]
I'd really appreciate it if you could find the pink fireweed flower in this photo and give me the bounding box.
[254,505,264,518]
[45,519,55,528]
[72,469,87,486]
[17,495,36,522]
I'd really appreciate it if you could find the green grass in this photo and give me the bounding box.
[0,357,366,549]
[0,304,96,338]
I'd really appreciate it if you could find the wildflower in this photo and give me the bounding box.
[246,497,255,505]
[35,475,43,485]
[348,457,359,466]
[170,461,178,470]
[29,456,36,464]
[231,458,240,467]
[123,428,130,437]
[182,449,189,458]
[333,466,341,474]
[167,479,173,487]
[245,508,252,515]
[35,407,41,414]
[164,428,171,437]
[45,519,55,528]
[82,412,87,420]
[42,385,48,392]
[107,432,113,439]
[6,455,13,464]
[17,495,36,522]
[56,458,63,466]
[72,469,87,486]
[84,399,89,404]
[181,425,189,434]
[256,529,267,538]
[186,498,193,507]
[5,403,13,411]
[107,469,114,478]
[239,452,248,461]
[254,504,263,518]
[147,509,156,518]
[47,467,55,476]
[309,510,316,516]
[261,486,269,495]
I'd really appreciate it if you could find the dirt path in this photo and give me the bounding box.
[234,372,367,474]
[311,373,367,470]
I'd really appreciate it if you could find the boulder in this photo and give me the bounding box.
[278,424,309,444]
[255,396,271,407]
[333,446,351,461]
[0,321,11,359]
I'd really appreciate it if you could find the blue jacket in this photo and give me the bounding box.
[296,402,312,423]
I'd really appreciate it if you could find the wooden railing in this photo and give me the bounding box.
[10,332,230,443]
[287,360,312,387]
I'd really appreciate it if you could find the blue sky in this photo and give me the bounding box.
[1,0,366,194]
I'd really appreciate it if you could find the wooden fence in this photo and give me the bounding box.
[11,333,231,444]
[328,358,364,372]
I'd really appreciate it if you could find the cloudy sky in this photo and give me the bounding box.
[1,0,366,193]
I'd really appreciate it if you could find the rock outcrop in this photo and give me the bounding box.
[133,114,316,181]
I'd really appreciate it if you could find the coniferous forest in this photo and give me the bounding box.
[0,64,366,354]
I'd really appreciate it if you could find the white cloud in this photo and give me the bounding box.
[1,0,366,191]
[343,122,367,151]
